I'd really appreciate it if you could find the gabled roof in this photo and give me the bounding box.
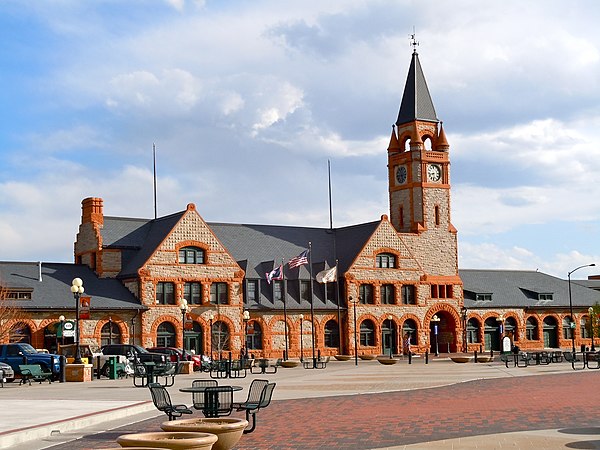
[460,269,600,309]
[0,261,143,310]
[396,51,438,126]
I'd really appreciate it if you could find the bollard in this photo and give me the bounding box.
[97,355,102,379]
[59,355,66,383]
[408,352,412,365]
[425,350,429,364]
[318,349,321,361]
[479,344,483,353]
[447,342,450,353]
[490,349,494,358]
[474,350,478,363]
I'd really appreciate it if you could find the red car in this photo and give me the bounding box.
[146,347,202,371]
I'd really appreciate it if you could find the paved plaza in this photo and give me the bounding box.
[1,356,600,449]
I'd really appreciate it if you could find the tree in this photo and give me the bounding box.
[0,279,26,343]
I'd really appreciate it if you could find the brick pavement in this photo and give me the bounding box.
[47,371,600,450]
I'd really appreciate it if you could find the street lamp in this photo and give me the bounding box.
[299,314,304,362]
[461,307,468,353]
[58,315,65,348]
[242,310,250,359]
[108,316,113,344]
[207,312,214,361]
[431,315,440,356]
[349,296,359,366]
[180,299,189,354]
[387,315,393,358]
[589,307,596,352]
[70,278,84,364]
[568,263,596,355]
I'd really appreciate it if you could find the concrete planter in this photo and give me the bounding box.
[376,357,398,365]
[117,431,218,449]
[477,356,494,363]
[162,418,248,450]
[280,360,300,368]
[334,355,352,361]
[450,356,471,363]
[359,354,377,360]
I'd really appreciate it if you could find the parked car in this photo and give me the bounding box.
[100,344,166,364]
[58,344,131,376]
[0,343,61,379]
[147,347,202,371]
[0,361,15,383]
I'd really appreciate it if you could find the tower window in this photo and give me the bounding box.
[435,205,440,226]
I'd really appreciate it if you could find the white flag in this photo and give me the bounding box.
[316,266,337,283]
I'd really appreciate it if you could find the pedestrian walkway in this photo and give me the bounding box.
[1,356,599,449]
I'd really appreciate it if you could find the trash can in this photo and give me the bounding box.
[108,356,118,380]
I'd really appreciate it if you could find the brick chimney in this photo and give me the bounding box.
[81,197,104,226]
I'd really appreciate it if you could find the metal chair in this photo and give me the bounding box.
[238,382,276,434]
[233,379,268,410]
[203,386,234,418]
[148,382,193,421]
[191,379,218,410]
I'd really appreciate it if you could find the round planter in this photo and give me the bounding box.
[376,357,398,365]
[117,431,218,450]
[477,356,493,363]
[161,418,248,450]
[280,360,299,368]
[334,355,351,361]
[451,356,471,363]
[359,354,377,360]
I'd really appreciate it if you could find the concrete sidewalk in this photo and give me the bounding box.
[1,356,599,449]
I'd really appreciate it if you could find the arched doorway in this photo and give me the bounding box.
[324,320,340,350]
[543,316,559,348]
[185,322,203,356]
[484,318,501,351]
[101,321,122,346]
[381,318,396,356]
[10,322,31,344]
[402,319,418,354]
[429,313,457,354]
[44,322,60,353]
[156,322,177,347]
[212,321,230,359]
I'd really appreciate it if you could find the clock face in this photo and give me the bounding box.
[395,165,407,184]
[427,164,441,182]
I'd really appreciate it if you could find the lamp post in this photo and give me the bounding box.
[431,315,440,356]
[387,315,393,358]
[207,312,214,361]
[108,316,113,344]
[242,310,250,359]
[299,314,304,362]
[568,263,596,355]
[180,299,189,354]
[58,315,65,348]
[589,307,596,352]
[461,307,468,353]
[349,296,359,366]
[70,278,84,364]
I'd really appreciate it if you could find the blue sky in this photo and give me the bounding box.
[1,0,600,279]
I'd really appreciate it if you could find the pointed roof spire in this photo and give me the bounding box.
[387,124,401,153]
[436,121,449,150]
[396,47,438,126]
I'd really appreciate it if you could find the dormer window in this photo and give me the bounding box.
[538,293,553,301]
[5,290,33,300]
[376,253,396,268]
[475,293,492,301]
[179,246,205,264]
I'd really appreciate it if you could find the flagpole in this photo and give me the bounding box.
[328,159,333,230]
[335,259,342,355]
[153,143,157,219]
[309,242,316,368]
[282,258,288,361]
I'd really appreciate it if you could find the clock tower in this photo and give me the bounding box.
[388,48,452,235]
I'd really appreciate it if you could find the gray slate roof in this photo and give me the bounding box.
[460,269,600,309]
[0,261,144,311]
[396,51,438,125]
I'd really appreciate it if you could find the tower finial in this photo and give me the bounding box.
[410,27,419,53]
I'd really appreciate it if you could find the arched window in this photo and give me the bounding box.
[179,246,205,264]
[246,321,262,350]
[526,317,538,340]
[359,320,375,347]
[402,319,418,346]
[562,316,574,340]
[376,253,396,268]
[581,316,591,339]
[466,318,480,343]
[324,320,339,348]
[156,322,177,347]
[9,322,31,343]
[212,321,230,355]
[101,321,122,346]
[504,317,518,341]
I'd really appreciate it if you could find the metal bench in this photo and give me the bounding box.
[19,364,53,385]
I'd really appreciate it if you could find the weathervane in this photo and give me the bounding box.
[410,27,419,53]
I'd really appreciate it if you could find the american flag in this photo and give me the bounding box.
[288,249,309,269]
[266,265,284,284]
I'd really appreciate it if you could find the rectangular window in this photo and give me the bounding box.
[246,280,258,304]
[435,205,440,226]
[401,285,415,305]
[431,284,438,299]
[431,284,453,299]
[210,282,228,305]
[326,283,335,302]
[359,284,374,304]
[6,290,33,300]
[380,284,395,304]
[300,281,311,302]
[376,254,396,268]
[156,282,175,305]
[476,293,493,301]
[184,282,202,305]
[274,281,284,302]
